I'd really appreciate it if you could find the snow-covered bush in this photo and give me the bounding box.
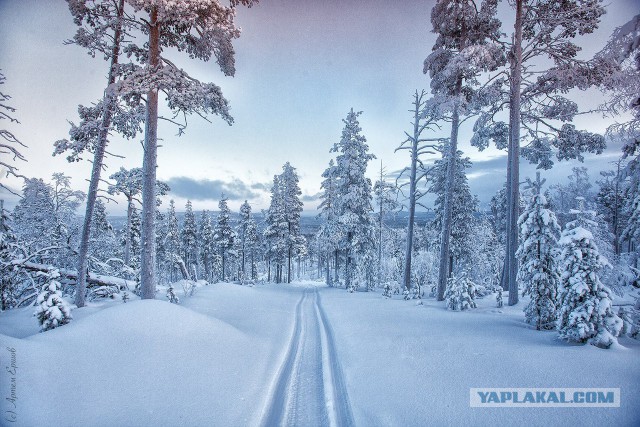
[517,187,561,331]
[122,292,130,303]
[382,283,393,298]
[444,272,476,311]
[34,270,72,332]
[495,285,503,308]
[557,219,622,348]
[166,285,179,304]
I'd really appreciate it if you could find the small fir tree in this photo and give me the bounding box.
[517,174,561,330]
[34,270,72,332]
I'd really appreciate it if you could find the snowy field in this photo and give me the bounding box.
[1,282,639,426]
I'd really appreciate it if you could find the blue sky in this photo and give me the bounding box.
[0,0,637,215]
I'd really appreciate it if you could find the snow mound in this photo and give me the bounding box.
[1,300,257,427]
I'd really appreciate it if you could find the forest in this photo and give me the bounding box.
[0,1,639,425]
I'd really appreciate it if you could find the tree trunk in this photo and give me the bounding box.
[125,196,133,266]
[140,6,160,300]
[75,0,124,308]
[437,103,460,301]
[506,0,523,307]
[402,103,420,292]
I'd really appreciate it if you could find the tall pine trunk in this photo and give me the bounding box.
[75,0,124,308]
[140,6,160,299]
[436,102,460,301]
[506,0,523,306]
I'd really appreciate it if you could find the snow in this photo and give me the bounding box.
[1,282,639,426]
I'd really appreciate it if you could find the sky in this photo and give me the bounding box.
[0,0,638,215]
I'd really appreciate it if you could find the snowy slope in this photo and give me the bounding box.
[320,289,640,426]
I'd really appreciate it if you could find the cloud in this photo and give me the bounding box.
[165,177,268,201]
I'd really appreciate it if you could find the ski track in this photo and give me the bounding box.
[261,287,354,427]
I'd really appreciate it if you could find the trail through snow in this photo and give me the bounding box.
[261,287,354,427]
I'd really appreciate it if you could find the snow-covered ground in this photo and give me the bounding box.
[1,282,638,426]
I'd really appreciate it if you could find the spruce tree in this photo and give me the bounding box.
[516,174,561,330]
[332,109,375,291]
[181,200,198,271]
[213,196,235,282]
[557,207,622,348]
[199,210,215,282]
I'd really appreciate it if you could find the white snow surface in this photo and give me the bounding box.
[1,282,639,426]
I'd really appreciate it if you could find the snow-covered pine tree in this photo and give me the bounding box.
[595,163,627,256]
[89,199,118,264]
[55,0,144,308]
[557,205,622,348]
[0,202,19,310]
[332,109,376,291]
[472,0,608,306]
[213,196,235,282]
[244,217,260,281]
[108,167,155,266]
[238,200,252,278]
[34,270,72,332]
[428,145,478,275]
[114,0,257,299]
[424,0,503,302]
[317,159,344,287]
[164,200,181,282]
[264,175,287,283]
[516,173,561,330]
[280,162,304,283]
[181,200,198,271]
[199,210,215,282]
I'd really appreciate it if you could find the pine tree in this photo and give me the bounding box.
[280,162,304,283]
[425,0,503,302]
[123,0,257,299]
[557,207,622,348]
[89,199,118,263]
[472,0,607,306]
[317,159,344,286]
[213,196,235,282]
[0,202,19,310]
[517,174,561,330]
[332,109,376,291]
[429,146,478,274]
[181,200,198,271]
[238,200,252,278]
[264,176,287,283]
[164,200,181,282]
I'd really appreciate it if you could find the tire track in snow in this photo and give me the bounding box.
[260,289,307,427]
[260,287,353,427]
[315,289,355,427]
